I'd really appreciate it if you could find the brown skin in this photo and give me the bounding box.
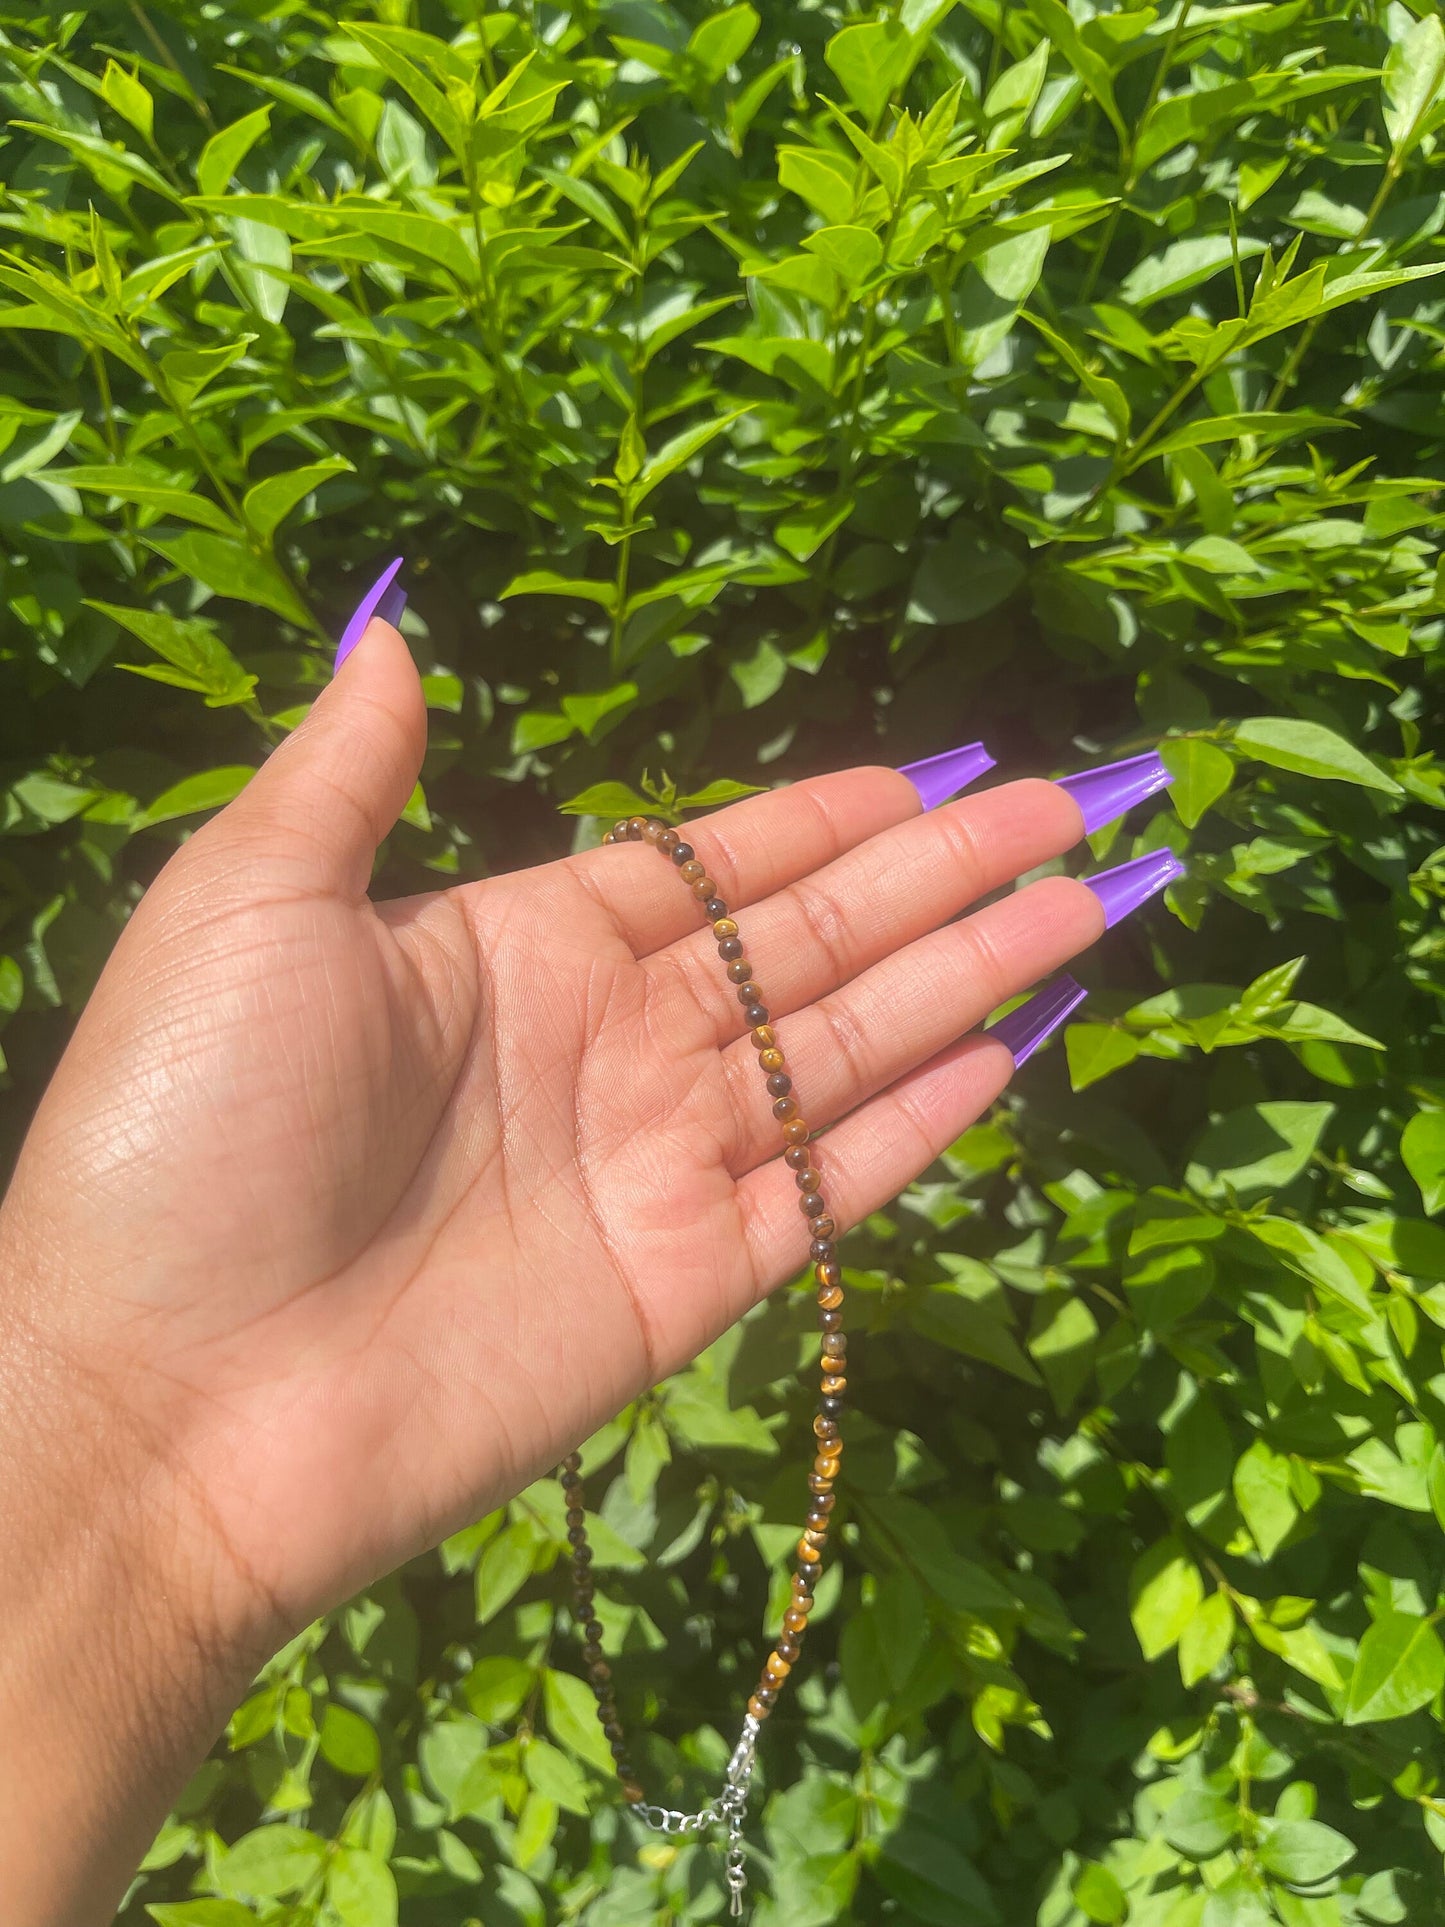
[0,617,1104,1924]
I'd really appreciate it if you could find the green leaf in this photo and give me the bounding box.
[1162,740,1233,829]
[1066,1023,1142,1091]
[215,1825,326,1899]
[144,533,311,626]
[1130,1536,1204,1660]
[147,1907,259,1927]
[196,106,272,198]
[1234,1438,1298,1558]
[318,1703,381,1776]
[1383,15,1445,165]
[1186,1101,1334,1204]
[1257,1820,1355,1887]
[557,782,658,820]
[243,457,352,542]
[687,4,759,83]
[1344,1610,1445,1724]
[327,1846,398,1927]
[101,59,154,141]
[825,21,918,124]
[58,466,239,536]
[777,146,856,225]
[1402,1113,1445,1216]
[543,1667,615,1773]
[474,1519,537,1623]
[1163,1786,1238,1859]
[1179,1592,1235,1688]
[1232,717,1402,794]
[134,766,254,829]
[802,224,883,291]
[908,529,1024,624]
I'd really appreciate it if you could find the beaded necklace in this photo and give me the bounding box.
[558,812,846,1917]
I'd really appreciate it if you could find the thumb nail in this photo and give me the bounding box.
[334,558,406,672]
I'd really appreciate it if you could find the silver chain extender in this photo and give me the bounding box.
[633,1714,759,1917]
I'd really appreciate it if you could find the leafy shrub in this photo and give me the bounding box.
[4,0,1445,1921]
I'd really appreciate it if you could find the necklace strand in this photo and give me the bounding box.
[558,813,848,1917]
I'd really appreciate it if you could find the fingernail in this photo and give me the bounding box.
[897,742,996,811]
[1056,750,1171,834]
[334,557,406,672]
[986,974,1088,1065]
[1085,848,1184,928]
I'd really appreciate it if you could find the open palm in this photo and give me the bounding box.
[2,614,1102,1661]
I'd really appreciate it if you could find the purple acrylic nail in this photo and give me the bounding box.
[334,557,406,671]
[1084,848,1184,929]
[897,741,996,811]
[987,974,1088,1066]
[1056,749,1172,834]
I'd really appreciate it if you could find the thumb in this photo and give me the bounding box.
[208,560,426,899]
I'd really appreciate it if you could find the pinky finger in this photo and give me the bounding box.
[737,1030,1018,1296]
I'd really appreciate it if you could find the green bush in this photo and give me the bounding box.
[4,0,1445,1920]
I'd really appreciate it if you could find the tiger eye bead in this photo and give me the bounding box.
[782,1118,810,1146]
[612,820,631,841]
[766,1652,792,1679]
[622,1780,646,1804]
[811,1214,836,1240]
[728,960,754,985]
[601,831,615,844]
[774,1096,801,1123]
[815,1261,841,1288]
[767,1072,793,1099]
[811,1490,835,1514]
[822,1373,846,1395]
[776,1636,801,1663]
[795,1166,822,1192]
[713,918,739,940]
[744,1003,770,1026]
[761,1048,787,1074]
[786,1144,812,1171]
[809,1237,835,1263]
[800,1191,826,1216]
[796,1537,821,1566]
[658,828,680,856]
[783,1606,809,1634]
[627,816,648,840]
[691,876,716,901]
[817,1283,844,1311]
[719,937,744,963]
[814,1413,838,1442]
[805,1508,830,1532]
[803,1527,828,1552]
[751,1025,776,1050]
[672,841,695,866]
[589,1659,611,1685]
[748,1693,769,1722]
[820,1307,842,1333]
[641,819,666,844]
[736,980,764,1005]
[808,1470,833,1492]
[679,859,705,884]
[704,898,728,921]
[819,1394,844,1420]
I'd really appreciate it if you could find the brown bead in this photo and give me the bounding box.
[766,1072,793,1099]
[796,1537,821,1565]
[795,1167,822,1192]
[658,829,680,856]
[809,1237,835,1263]
[691,876,716,901]
[759,1048,785,1074]
[718,937,744,962]
[679,859,705,884]
[823,1331,846,1355]
[736,980,764,1004]
[782,1118,810,1145]
[562,1451,582,1475]
[774,1095,801,1123]
[589,1659,611,1685]
[627,816,648,840]
[744,1003,769,1026]
[804,1528,829,1554]
[818,1285,844,1312]
[584,1618,604,1643]
[641,819,665,844]
[672,842,695,866]
[765,1652,791,1679]
[805,1507,830,1531]
[727,959,753,985]
[812,1490,836,1514]
[713,918,739,940]
[815,1260,841,1287]
[821,1373,846,1395]
[704,898,728,920]
[603,1718,624,1743]
[778,1635,801,1664]
[582,1640,603,1665]
[622,1781,646,1804]
[601,831,615,844]
[785,1144,811,1171]
[799,1191,826,1216]
[808,1470,834,1493]
[756,1681,777,1707]
[751,1025,776,1051]
[748,1693,769,1722]
[811,1214,836,1240]
[820,1393,843,1419]
[784,1606,809,1634]
[612,821,631,841]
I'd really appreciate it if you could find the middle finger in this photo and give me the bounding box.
[643,777,1085,1047]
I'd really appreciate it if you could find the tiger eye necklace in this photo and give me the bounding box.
[557,813,847,1918]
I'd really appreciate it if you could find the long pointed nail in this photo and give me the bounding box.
[897,742,996,811]
[1085,848,1184,928]
[334,557,406,672]
[987,974,1088,1065]
[1057,750,1171,834]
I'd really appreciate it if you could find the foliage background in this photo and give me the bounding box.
[4,0,1445,1921]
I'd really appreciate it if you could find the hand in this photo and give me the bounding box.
[0,614,1102,1921]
